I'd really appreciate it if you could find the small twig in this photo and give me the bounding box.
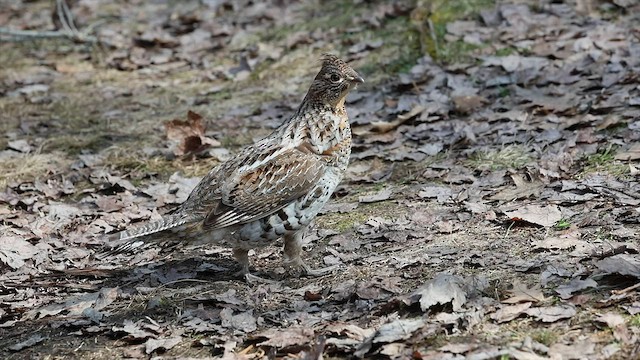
[58,0,79,33]
[56,0,73,34]
[427,18,439,57]
[611,282,640,295]
[504,220,516,239]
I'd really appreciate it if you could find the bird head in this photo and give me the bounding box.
[305,54,364,109]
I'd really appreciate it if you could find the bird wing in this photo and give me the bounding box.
[201,145,326,229]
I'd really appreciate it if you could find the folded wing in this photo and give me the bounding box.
[202,146,325,229]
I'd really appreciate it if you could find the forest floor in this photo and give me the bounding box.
[1,0,639,359]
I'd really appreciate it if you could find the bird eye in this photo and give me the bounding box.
[330,74,341,82]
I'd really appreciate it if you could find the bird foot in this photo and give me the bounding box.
[232,268,277,284]
[285,259,338,277]
[243,272,278,284]
[302,264,339,277]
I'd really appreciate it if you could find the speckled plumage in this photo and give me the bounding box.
[107,54,363,277]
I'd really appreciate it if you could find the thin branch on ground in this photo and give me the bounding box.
[0,27,97,43]
[0,0,98,44]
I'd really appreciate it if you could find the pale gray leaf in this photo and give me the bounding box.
[413,273,468,312]
[524,305,576,322]
[145,336,182,354]
[555,278,597,299]
[372,318,425,343]
[9,334,47,352]
[596,254,640,278]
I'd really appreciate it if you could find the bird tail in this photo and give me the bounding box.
[97,213,191,258]
[111,213,191,242]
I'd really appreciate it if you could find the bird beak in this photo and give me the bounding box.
[349,75,365,84]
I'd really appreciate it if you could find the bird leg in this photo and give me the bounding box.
[283,231,337,277]
[232,247,275,283]
[232,248,251,277]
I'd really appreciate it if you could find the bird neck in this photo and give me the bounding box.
[297,98,346,117]
[276,100,351,157]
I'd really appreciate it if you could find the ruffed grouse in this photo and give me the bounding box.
[108,54,363,278]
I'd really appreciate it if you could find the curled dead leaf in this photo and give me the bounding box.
[491,302,532,323]
[356,105,424,134]
[164,111,220,157]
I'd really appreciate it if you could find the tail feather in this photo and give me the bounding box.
[97,213,191,258]
[111,213,190,242]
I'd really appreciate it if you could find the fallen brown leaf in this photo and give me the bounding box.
[164,111,220,157]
